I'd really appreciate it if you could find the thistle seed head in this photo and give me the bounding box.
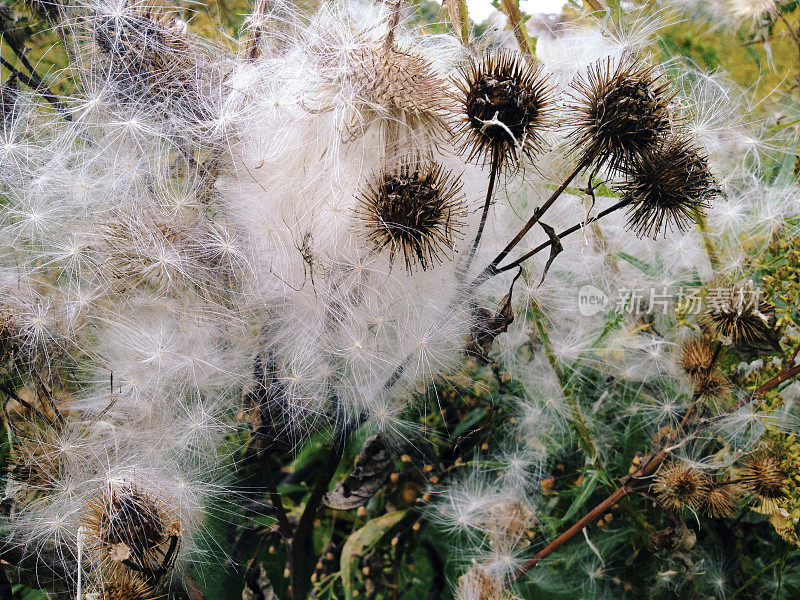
[87,566,165,600]
[620,137,719,238]
[703,482,739,519]
[453,49,553,168]
[352,43,452,138]
[566,55,673,173]
[356,160,466,272]
[83,482,178,571]
[703,280,779,348]
[653,464,709,512]
[740,450,787,500]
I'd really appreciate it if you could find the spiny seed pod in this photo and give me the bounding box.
[653,464,709,512]
[703,483,739,518]
[87,566,165,600]
[703,280,780,349]
[740,450,787,500]
[351,43,453,139]
[696,369,731,402]
[566,54,673,173]
[90,4,207,120]
[619,137,719,239]
[453,49,553,168]
[455,564,512,600]
[83,482,179,571]
[679,336,717,380]
[477,498,535,550]
[356,160,466,272]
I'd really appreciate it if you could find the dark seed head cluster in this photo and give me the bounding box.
[619,137,718,238]
[566,55,674,173]
[357,160,466,272]
[453,49,553,168]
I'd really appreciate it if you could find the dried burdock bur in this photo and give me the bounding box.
[566,54,673,173]
[352,42,453,138]
[703,280,782,351]
[619,137,719,239]
[466,291,514,363]
[740,449,787,501]
[89,4,209,120]
[453,48,553,168]
[82,483,180,572]
[323,433,393,510]
[356,159,466,272]
[87,565,166,600]
[678,336,717,380]
[703,482,739,518]
[653,464,709,512]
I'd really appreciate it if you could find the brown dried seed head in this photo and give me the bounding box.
[740,450,787,500]
[653,464,709,512]
[566,54,673,173]
[703,280,780,348]
[356,160,467,272]
[679,336,717,379]
[82,482,178,570]
[703,482,739,518]
[87,565,165,600]
[619,137,718,239]
[352,43,453,138]
[453,49,553,168]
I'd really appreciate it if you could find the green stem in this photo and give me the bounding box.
[530,301,598,460]
[693,209,721,272]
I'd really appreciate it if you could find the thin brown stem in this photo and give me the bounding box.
[509,343,800,584]
[263,461,293,541]
[492,157,591,270]
[464,160,500,274]
[496,196,631,275]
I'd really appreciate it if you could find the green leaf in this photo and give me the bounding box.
[617,252,662,278]
[340,510,408,597]
[448,406,488,440]
[559,470,601,525]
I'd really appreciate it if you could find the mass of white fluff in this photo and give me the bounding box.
[0,0,796,594]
